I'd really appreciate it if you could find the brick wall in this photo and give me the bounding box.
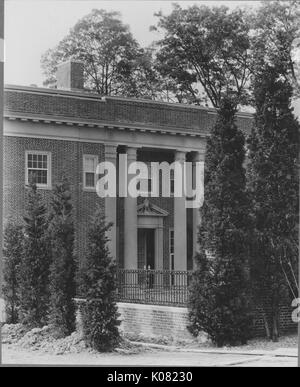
[117,302,297,342]
[3,135,105,267]
[75,301,297,343]
[117,303,195,342]
[253,305,297,337]
[4,86,254,136]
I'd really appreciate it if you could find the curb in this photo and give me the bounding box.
[129,341,298,358]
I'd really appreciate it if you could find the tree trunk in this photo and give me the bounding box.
[272,315,279,342]
[272,307,279,342]
[262,310,271,340]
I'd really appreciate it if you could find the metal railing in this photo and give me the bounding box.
[116,269,193,307]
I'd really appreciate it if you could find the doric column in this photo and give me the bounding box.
[124,147,138,269]
[174,150,187,271]
[192,152,205,265]
[104,144,118,260]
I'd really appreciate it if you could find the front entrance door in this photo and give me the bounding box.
[145,229,155,270]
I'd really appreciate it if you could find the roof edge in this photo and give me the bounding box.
[4,84,254,118]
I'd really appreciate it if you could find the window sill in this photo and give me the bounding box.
[25,184,52,191]
[83,187,97,193]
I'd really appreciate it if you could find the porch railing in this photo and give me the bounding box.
[116,269,193,307]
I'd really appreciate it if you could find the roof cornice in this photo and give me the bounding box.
[4,113,208,139]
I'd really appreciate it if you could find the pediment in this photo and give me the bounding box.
[137,199,169,217]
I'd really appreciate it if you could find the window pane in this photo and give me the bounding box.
[28,154,32,167]
[85,172,95,187]
[28,169,36,183]
[37,170,47,184]
[84,157,96,173]
[28,169,47,185]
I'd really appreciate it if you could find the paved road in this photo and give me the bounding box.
[1,345,297,367]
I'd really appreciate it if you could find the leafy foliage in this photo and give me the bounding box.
[250,0,300,98]
[41,9,155,98]
[48,179,76,338]
[188,98,252,346]
[81,207,120,352]
[19,182,51,327]
[3,222,24,323]
[152,4,252,107]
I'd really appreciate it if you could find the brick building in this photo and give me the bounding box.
[6,60,293,340]
[3,60,253,273]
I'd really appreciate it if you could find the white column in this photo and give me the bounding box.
[192,152,205,264]
[124,147,138,269]
[174,150,187,271]
[104,144,117,260]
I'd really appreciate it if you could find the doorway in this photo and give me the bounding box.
[138,228,156,270]
[145,229,155,270]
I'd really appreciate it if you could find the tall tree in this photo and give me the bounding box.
[188,98,252,346]
[41,9,153,98]
[248,67,299,341]
[3,222,23,324]
[152,4,252,107]
[247,0,300,341]
[48,179,76,338]
[19,182,50,327]
[250,0,300,97]
[81,207,120,352]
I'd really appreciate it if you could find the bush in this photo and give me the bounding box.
[3,222,24,323]
[81,206,120,352]
[48,179,76,338]
[19,182,51,327]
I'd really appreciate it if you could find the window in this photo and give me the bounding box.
[83,155,98,189]
[26,151,51,188]
[169,229,174,271]
[170,169,175,195]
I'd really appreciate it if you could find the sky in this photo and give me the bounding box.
[4,0,259,87]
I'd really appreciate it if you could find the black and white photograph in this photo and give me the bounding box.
[0,0,299,370]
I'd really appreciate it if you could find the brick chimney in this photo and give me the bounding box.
[56,60,84,91]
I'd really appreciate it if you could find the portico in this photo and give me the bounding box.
[101,144,205,272]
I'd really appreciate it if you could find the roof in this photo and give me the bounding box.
[4,84,254,137]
